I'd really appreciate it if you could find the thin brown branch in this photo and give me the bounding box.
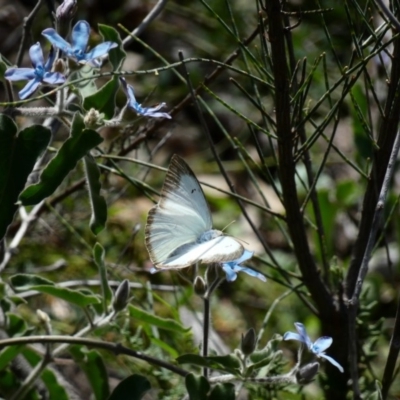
[0,335,188,377]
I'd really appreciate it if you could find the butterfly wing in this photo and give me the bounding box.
[161,236,243,268]
[145,155,213,267]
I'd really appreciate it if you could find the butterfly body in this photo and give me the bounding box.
[145,155,244,269]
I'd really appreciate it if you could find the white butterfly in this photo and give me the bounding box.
[145,155,244,269]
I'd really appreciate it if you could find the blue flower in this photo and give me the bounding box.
[221,249,266,282]
[42,20,117,67]
[283,322,344,373]
[5,43,65,100]
[120,77,171,119]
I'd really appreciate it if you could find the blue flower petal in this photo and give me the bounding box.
[120,77,171,119]
[44,46,56,71]
[319,353,344,373]
[19,78,41,99]
[139,103,171,119]
[221,264,238,281]
[142,103,165,112]
[294,322,313,349]
[283,331,303,342]
[29,43,44,68]
[71,20,90,53]
[141,107,171,119]
[42,28,72,55]
[228,249,253,265]
[43,72,66,84]
[312,336,333,354]
[5,68,36,81]
[84,42,118,65]
[119,77,135,99]
[232,265,266,281]
[221,250,265,282]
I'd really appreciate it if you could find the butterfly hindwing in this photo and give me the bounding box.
[162,236,244,268]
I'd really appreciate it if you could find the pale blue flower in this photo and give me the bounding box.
[42,20,117,67]
[5,43,65,99]
[283,322,344,373]
[120,77,171,119]
[221,249,266,282]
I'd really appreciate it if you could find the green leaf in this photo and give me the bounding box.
[0,115,51,239]
[93,242,112,312]
[82,24,125,120]
[24,286,100,307]
[84,155,107,234]
[108,374,151,400]
[19,113,103,206]
[128,304,189,334]
[0,282,6,300]
[150,337,179,358]
[10,274,55,290]
[70,348,110,400]
[21,346,69,400]
[41,369,69,400]
[98,24,126,71]
[72,64,98,98]
[0,346,23,371]
[185,374,210,400]
[350,84,373,161]
[177,354,241,374]
[83,76,119,120]
[336,180,362,207]
[6,313,27,337]
[209,383,235,400]
[10,275,100,307]
[0,55,11,80]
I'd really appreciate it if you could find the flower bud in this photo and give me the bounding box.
[296,362,320,384]
[194,276,207,296]
[56,0,78,38]
[241,328,257,356]
[56,0,77,22]
[53,58,66,74]
[112,279,130,312]
[37,309,50,324]
[37,309,52,334]
[84,108,104,129]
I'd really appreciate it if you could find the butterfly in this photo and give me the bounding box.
[145,155,244,270]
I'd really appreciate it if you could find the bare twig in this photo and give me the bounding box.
[374,0,400,32]
[0,202,44,272]
[16,0,45,67]
[0,335,188,377]
[122,0,169,47]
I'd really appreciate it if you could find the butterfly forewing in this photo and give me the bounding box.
[145,155,213,266]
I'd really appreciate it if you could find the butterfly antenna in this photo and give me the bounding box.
[221,221,249,245]
[221,220,236,232]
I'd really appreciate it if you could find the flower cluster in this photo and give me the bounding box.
[42,20,117,68]
[4,21,171,121]
[5,44,65,100]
